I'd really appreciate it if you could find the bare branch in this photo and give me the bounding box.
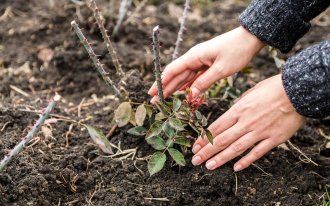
[172,0,190,61]
[89,0,125,78]
[71,20,123,100]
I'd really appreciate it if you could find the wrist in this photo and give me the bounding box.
[237,26,266,55]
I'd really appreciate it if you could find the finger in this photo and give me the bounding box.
[150,72,196,104]
[205,132,260,170]
[148,45,207,96]
[190,62,229,97]
[192,104,240,153]
[178,70,205,91]
[233,138,276,172]
[162,71,195,98]
[192,121,249,166]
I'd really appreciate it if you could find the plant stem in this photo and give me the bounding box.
[0,94,61,172]
[89,0,125,78]
[152,25,164,104]
[172,0,190,61]
[112,0,133,37]
[71,20,123,100]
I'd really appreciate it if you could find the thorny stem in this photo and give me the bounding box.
[172,0,190,61]
[0,94,61,172]
[71,21,123,100]
[112,0,133,37]
[152,25,165,104]
[89,0,125,78]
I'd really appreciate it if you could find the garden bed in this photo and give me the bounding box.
[0,0,329,205]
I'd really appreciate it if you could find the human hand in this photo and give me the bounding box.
[148,26,265,103]
[191,74,305,171]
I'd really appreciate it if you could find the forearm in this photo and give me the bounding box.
[282,40,330,118]
[239,0,330,53]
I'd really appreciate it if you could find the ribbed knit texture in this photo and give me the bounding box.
[282,40,330,118]
[239,0,330,53]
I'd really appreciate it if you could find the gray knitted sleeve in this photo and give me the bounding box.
[282,40,330,118]
[239,0,330,53]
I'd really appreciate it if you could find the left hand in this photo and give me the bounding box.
[191,74,305,171]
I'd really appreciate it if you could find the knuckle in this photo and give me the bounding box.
[231,141,245,153]
[214,135,228,147]
[197,149,208,161]
[251,148,264,159]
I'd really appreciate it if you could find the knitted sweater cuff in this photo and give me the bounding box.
[239,0,310,53]
[282,40,330,118]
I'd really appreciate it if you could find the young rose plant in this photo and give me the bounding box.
[114,89,213,176]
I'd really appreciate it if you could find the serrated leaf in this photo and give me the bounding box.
[201,115,208,127]
[169,117,184,131]
[168,148,185,166]
[195,110,202,120]
[205,129,214,144]
[155,112,166,120]
[163,121,175,138]
[148,152,166,176]
[135,104,147,126]
[173,98,182,112]
[146,121,164,138]
[146,136,166,150]
[114,102,132,127]
[127,126,147,136]
[85,125,113,154]
[173,136,191,147]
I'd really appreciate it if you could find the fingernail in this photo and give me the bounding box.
[206,160,216,170]
[192,144,201,154]
[191,156,202,166]
[150,96,156,104]
[191,86,200,97]
[234,164,242,172]
[148,88,152,95]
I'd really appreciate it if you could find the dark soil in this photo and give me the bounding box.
[0,0,329,205]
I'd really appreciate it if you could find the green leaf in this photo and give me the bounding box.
[155,112,166,121]
[201,115,208,127]
[173,98,182,112]
[135,104,147,126]
[189,122,200,135]
[146,121,164,138]
[168,148,185,166]
[169,117,184,131]
[145,105,153,119]
[205,129,214,144]
[173,136,191,147]
[165,139,174,148]
[195,110,202,120]
[114,102,132,127]
[127,126,147,136]
[148,152,166,176]
[163,121,175,138]
[85,125,113,154]
[146,136,166,150]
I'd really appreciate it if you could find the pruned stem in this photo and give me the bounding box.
[112,0,133,37]
[172,0,190,61]
[152,25,164,104]
[89,0,125,78]
[71,20,123,100]
[0,94,61,172]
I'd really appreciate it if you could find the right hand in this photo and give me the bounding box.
[148,26,265,102]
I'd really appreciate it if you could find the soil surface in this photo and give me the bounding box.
[0,0,329,205]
